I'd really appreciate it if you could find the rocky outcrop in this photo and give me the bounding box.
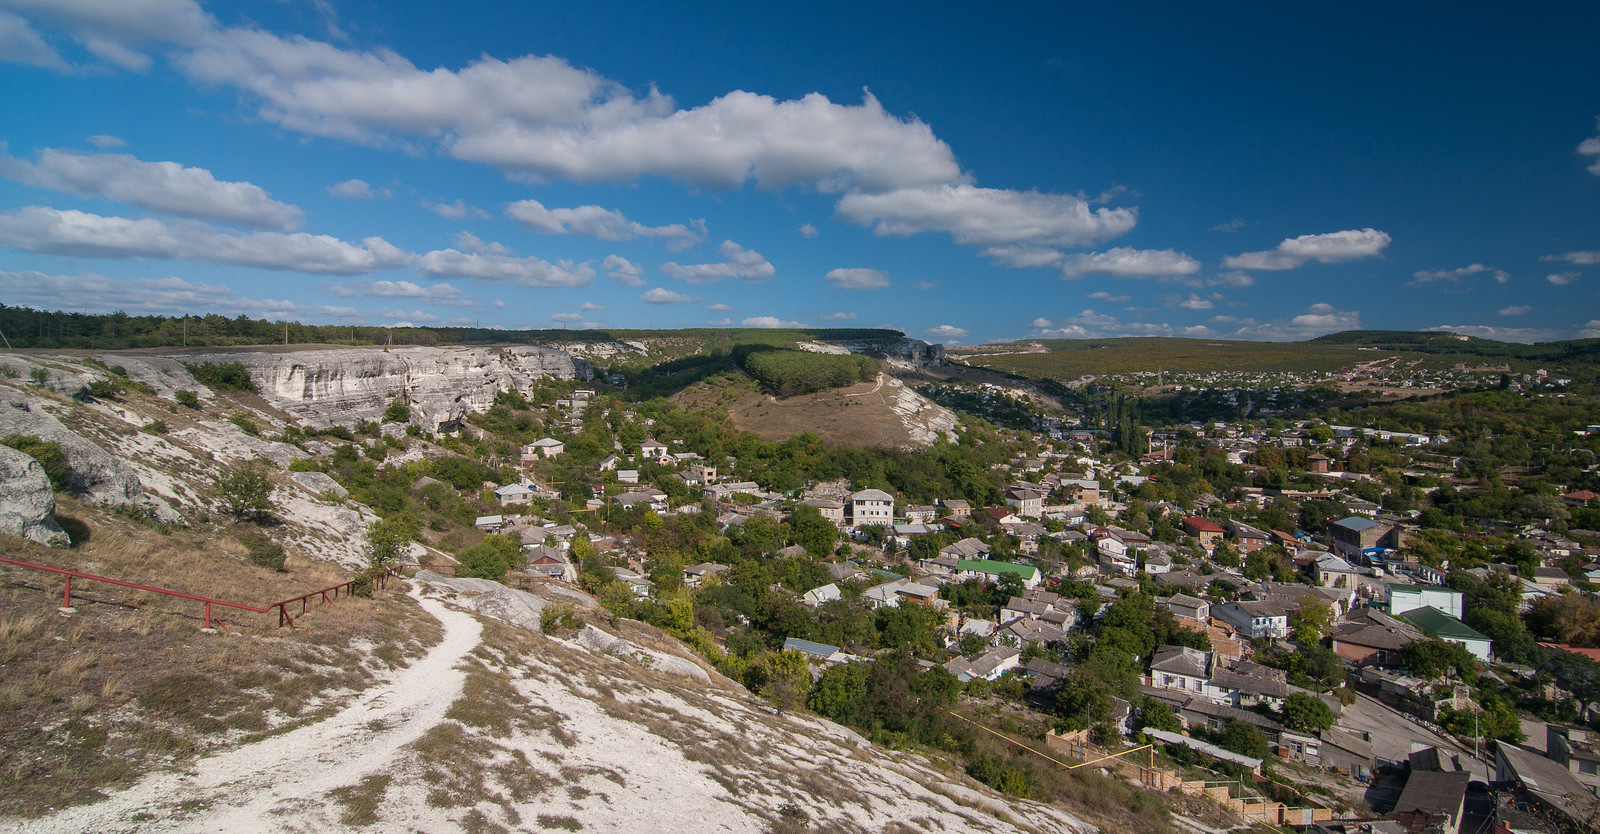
[0,445,68,546]
[130,346,591,432]
[0,388,147,508]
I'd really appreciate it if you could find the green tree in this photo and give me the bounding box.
[216,462,273,522]
[458,533,523,581]
[366,516,415,568]
[1289,595,1333,644]
[1218,719,1269,759]
[1281,693,1334,732]
[1135,697,1183,733]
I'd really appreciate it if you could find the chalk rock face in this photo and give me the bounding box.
[0,388,146,507]
[0,445,68,546]
[173,346,590,432]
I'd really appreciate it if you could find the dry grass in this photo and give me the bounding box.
[0,501,443,818]
[327,772,392,826]
[672,373,925,450]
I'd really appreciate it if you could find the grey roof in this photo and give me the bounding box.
[1496,741,1600,823]
[1150,646,1211,679]
[1392,769,1469,820]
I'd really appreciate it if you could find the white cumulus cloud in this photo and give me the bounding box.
[0,268,313,317]
[1498,305,1531,316]
[820,312,857,321]
[506,199,705,250]
[661,240,774,284]
[924,324,969,342]
[1543,251,1600,265]
[1223,228,1390,271]
[799,223,818,239]
[414,248,592,287]
[641,287,692,303]
[1548,272,1581,286]
[326,279,473,306]
[836,184,1135,249]
[601,254,645,286]
[0,10,67,68]
[0,206,409,273]
[327,178,389,199]
[1580,118,1600,175]
[824,267,889,290]
[1410,263,1509,284]
[1058,247,1201,279]
[0,145,303,230]
[743,315,803,328]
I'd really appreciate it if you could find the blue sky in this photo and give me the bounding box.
[1,1,1598,345]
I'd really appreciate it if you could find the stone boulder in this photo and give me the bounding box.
[0,388,146,507]
[0,445,68,546]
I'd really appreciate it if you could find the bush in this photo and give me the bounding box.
[185,361,255,391]
[241,534,287,571]
[366,516,415,568]
[540,603,583,634]
[143,419,169,435]
[227,412,260,436]
[216,462,273,522]
[174,389,200,409]
[382,400,410,423]
[458,533,523,581]
[86,377,126,399]
[2,435,72,491]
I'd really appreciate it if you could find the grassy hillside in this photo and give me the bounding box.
[951,332,1600,378]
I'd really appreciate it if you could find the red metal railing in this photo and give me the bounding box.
[0,554,394,629]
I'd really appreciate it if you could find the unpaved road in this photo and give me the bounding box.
[10,587,481,833]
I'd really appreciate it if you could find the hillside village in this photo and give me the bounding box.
[2,335,1600,833]
[446,360,1600,832]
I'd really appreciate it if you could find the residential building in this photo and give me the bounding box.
[849,488,895,528]
[1212,600,1290,640]
[1181,516,1226,551]
[1004,485,1047,519]
[1331,515,1403,559]
[1331,608,1422,667]
[1387,584,1464,619]
[803,497,846,527]
[1401,606,1492,662]
[954,559,1041,590]
[494,483,534,506]
[1546,724,1600,793]
[1311,552,1358,588]
[1390,770,1469,834]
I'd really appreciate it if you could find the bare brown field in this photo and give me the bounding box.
[673,372,927,448]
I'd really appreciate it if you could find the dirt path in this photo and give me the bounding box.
[13,586,481,833]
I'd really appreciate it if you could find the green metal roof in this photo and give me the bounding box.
[1401,606,1490,643]
[956,559,1038,580]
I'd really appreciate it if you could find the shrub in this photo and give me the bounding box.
[382,400,410,423]
[540,603,583,634]
[457,533,523,581]
[185,361,255,391]
[216,462,273,522]
[173,389,200,409]
[241,534,287,571]
[86,378,126,399]
[1,435,71,491]
[143,419,169,435]
[227,412,260,436]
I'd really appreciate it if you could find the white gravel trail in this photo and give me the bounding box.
[7,586,481,834]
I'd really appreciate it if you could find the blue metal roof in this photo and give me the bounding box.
[781,637,840,658]
[1333,516,1381,532]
